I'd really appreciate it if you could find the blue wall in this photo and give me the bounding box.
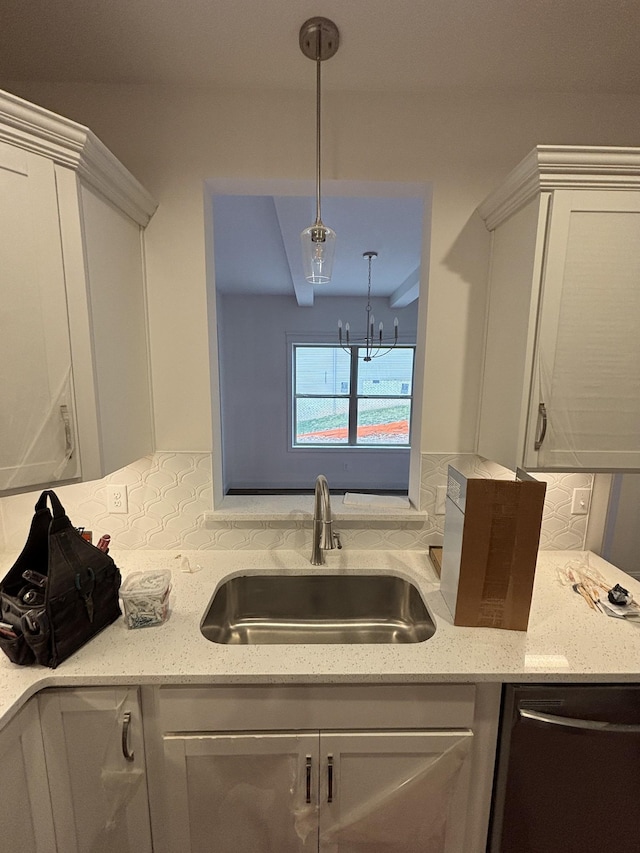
[217,293,419,491]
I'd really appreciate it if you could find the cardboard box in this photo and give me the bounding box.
[440,466,546,631]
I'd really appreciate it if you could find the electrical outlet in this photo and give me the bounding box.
[435,486,447,515]
[107,485,128,514]
[570,487,591,515]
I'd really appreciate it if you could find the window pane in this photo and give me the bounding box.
[356,399,411,445]
[295,347,351,395]
[357,348,414,396]
[295,398,349,444]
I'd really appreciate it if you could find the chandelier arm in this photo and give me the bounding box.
[347,339,400,360]
[338,250,400,358]
[342,334,399,344]
[368,345,398,359]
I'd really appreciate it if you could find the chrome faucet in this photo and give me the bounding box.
[310,474,341,565]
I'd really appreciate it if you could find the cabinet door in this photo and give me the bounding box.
[0,141,79,491]
[318,730,473,853]
[525,190,640,470]
[56,172,154,481]
[162,732,319,853]
[0,699,57,852]
[38,686,152,853]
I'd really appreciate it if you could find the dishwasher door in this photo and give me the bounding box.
[490,684,640,853]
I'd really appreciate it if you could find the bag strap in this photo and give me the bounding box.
[1,492,62,591]
[35,490,66,517]
[35,490,71,534]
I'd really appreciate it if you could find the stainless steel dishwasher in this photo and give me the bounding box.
[489,684,640,853]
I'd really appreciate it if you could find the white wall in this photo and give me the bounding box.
[5,82,640,462]
[218,293,418,490]
[602,474,640,578]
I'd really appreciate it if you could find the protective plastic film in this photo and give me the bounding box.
[42,689,149,853]
[319,736,472,853]
[0,363,76,490]
[535,209,640,469]
[181,735,318,852]
[97,690,146,847]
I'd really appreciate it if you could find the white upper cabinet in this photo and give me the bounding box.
[0,89,157,493]
[0,140,79,490]
[477,145,640,472]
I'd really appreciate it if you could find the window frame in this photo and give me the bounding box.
[292,343,415,449]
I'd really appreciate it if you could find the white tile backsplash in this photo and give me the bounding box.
[0,451,592,553]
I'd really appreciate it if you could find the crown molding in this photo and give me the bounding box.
[0,89,157,226]
[478,145,640,230]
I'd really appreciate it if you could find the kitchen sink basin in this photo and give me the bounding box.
[200,573,435,645]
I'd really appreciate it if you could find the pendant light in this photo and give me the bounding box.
[299,17,339,284]
[338,252,400,361]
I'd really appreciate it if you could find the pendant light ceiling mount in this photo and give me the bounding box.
[299,17,340,62]
[299,17,340,285]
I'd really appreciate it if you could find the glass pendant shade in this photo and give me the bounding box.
[301,222,336,284]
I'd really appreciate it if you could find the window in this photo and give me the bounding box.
[293,345,415,447]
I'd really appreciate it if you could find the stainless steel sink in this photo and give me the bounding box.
[200,573,435,644]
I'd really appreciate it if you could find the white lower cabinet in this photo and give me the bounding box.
[164,732,319,852]
[0,699,56,852]
[0,682,499,853]
[38,686,153,853]
[163,729,472,853]
[318,731,473,853]
[148,683,500,853]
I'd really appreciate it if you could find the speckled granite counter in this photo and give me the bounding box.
[0,548,638,729]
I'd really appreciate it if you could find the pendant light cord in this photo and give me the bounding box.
[315,51,322,226]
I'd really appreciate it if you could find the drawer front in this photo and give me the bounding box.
[158,683,476,732]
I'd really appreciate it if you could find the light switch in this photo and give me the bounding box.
[570,488,591,515]
[435,486,447,515]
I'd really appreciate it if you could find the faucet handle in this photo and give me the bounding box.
[333,532,342,550]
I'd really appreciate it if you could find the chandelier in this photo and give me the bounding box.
[338,252,399,362]
[299,17,339,284]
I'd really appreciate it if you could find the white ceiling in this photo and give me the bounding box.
[212,192,426,303]
[3,0,637,302]
[1,0,639,95]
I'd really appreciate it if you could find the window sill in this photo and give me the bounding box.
[202,494,427,524]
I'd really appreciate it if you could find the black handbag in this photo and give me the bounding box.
[0,490,121,668]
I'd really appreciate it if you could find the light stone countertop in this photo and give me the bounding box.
[0,547,639,730]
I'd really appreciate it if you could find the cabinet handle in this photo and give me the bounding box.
[121,711,135,762]
[305,755,312,803]
[534,402,547,450]
[327,755,334,803]
[520,708,640,733]
[60,405,74,458]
